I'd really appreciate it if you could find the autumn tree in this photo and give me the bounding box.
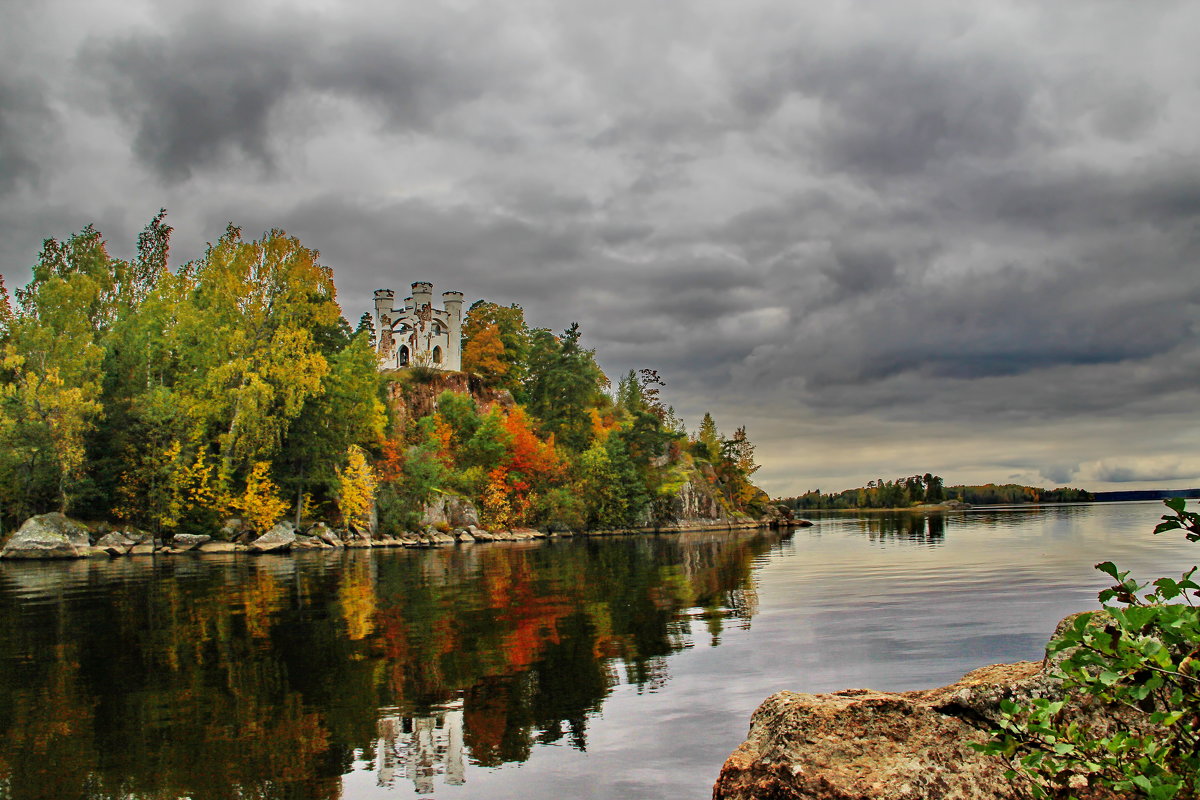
[462,301,529,392]
[0,225,124,516]
[462,322,508,385]
[335,445,378,528]
[231,461,288,534]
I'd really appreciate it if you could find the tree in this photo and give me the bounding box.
[462,301,529,392]
[522,323,608,451]
[278,332,384,523]
[923,473,945,503]
[0,225,123,516]
[335,445,377,528]
[171,226,339,482]
[355,312,377,350]
[694,413,721,464]
[231,461,288,534]
[463,322,508,384]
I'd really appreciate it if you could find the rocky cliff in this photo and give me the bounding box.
[382,369,513,430]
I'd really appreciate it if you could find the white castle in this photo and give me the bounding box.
[373,282,463,371]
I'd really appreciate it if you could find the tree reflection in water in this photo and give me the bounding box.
[852,511,948,546]
[0,530,782,799]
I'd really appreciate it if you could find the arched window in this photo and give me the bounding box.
[398,345,410,367]
[432,346,443,364]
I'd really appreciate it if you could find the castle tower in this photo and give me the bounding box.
[411,281,433,311]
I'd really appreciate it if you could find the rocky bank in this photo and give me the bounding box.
[1,499,784,560]
[712,613,1134,800]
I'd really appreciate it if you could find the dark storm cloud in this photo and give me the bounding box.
[80,5,528,181]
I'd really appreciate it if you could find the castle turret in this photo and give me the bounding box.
[412,281,433,311]
[373,289,395,355]
[374,288,394,318]
[442,291,463,371]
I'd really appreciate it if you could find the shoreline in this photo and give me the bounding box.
[0,512,786,561]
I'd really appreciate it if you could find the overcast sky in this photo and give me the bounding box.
[2,0,1198,496]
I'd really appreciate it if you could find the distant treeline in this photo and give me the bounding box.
[946,483,1093,505]
[780,475,1093,510]
[1092,489,1200,503]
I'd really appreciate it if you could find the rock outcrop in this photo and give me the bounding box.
[1,513,95,559]
[713,660,1068,800]
[420,495,482,529]
[713,613,1136,800]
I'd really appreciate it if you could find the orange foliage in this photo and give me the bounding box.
[502,406,560,478]
[480,407,563,527]
[431,413,453,467]
[377,438,404,483]
[462,322,507,382]
[587,407,619,441]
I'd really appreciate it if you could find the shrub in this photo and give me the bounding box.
[979,498,1200,799]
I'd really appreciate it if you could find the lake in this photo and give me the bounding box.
[0,501,1195,800]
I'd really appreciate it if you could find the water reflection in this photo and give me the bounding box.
[838,511,948,546]
[373,704,465,794]
[0,531,781,800]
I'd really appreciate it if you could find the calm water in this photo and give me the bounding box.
[0,501,1196,800]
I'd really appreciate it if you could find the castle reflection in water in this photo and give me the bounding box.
[374,703,466,793]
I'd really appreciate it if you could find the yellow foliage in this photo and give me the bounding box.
[335,445,377,527]
[462,322,508,382]
[231,461,288,534]
[587,408,618,442]
[481,467,514,528]
[338,563,377,640]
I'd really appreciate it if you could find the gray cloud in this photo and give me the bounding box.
[0,78,54,192]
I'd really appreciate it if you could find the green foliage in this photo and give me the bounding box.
[462,300,529,393]
[978,500,1200,799]
[522,323,608,450]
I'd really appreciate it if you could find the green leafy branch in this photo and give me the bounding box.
[976,500,1200,800]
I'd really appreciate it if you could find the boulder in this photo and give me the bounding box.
[95,531,138,556]
[248,523,296,553]
[197,541,240,554]
[510,527,544,540]
[713,661,1051,800]
[291,534,325,550]
[308,522,343,547]
[455,529,477,543]
[1,513,93,559]
[169,533,212,551]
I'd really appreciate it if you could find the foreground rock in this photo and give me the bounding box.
[248,523,296,553]
[713,660,1066,800]
[1,513,94,559]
